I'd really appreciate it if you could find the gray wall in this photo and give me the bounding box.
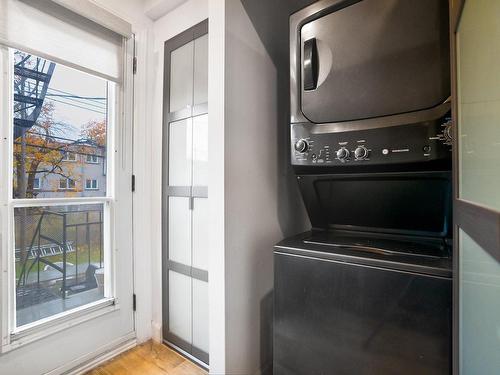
[223,1,310,373]
[240,0,315,238]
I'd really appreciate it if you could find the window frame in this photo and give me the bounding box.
[32,178,40,190]
[85,178,99,190]
[61,151,78,162]
[0,45,123,351]
[58,178,77,190]
[86,154,99,164]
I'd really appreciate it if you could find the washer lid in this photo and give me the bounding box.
[275,230,452,278]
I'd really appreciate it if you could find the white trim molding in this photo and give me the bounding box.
[44,332,136,375]
[49,0,133,38]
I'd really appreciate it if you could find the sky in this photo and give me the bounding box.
[42,60,108,142]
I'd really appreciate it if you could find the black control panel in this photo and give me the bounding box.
[291,116,452,167]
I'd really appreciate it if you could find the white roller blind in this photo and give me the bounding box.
[0,0,126,81]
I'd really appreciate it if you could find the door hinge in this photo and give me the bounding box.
[133,56,137,74]
[132,174,136,192]
[133,293,137,311]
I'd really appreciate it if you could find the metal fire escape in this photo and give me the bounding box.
[14,52,56,139]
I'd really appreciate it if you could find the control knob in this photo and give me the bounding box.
[443,122,452,145]
[354,146,369,160]
[336,147,350,161]
[294,139,309,153]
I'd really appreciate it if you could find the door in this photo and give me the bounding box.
[162,20,209,365]
[298,0,450,124]
[452,0,500,373]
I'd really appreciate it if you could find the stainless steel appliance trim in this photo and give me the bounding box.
[302,101,451,134]
[302,240,443,259]
[274,249,452,279]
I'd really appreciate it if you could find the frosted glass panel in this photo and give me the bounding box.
[192,279,209,353]
[459,230,500,375]
[457,0,500,211]
[193,114,208,187]
[168,197,191,266]
[194,34,208,106]
[169,270,192,342]
[193,198,209,271]
[168,119,192,186]
[170,41,194,113]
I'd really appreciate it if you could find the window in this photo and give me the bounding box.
[0,0,132,361]
[8,49,112,329]
[59,178,76,190]
[61,151,77,162]
[86,154,99,164]
[85,179,99,190]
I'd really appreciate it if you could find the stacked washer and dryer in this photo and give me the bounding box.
[274,0,452,374]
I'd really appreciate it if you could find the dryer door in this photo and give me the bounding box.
[299,0,450,123]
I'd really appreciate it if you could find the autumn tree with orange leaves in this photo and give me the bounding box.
[13,103,107,198]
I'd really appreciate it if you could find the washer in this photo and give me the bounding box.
[274,230,452,375]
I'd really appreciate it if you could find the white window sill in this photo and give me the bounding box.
[1,297,117,353]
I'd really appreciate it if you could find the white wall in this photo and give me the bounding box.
[207,1,226,372]
[92,0,152,31]
[144,0,189,20]
[150,0,209,343]
[95,0,211,348]
[92,0,157,345]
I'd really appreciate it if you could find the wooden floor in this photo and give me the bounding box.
[86,341,207,375]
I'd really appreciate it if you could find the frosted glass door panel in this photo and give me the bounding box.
[170,41,194,113]
[169,119,192,186]
[193,34,208,106]
[169,270,192,342]
[459,230,500,375]
[192,114,208,187]
[457,0,500,211]
[192,279,209,353]
[192,197,209,271]
[168,197,191,265]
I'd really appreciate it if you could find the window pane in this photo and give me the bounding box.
[192,279,209,353]
[168,119,192,186]
[193,34,208,106]
[459,229,500,374]
[168,270,192,342]
[13,49,108,199]
[15,204,105,327]
[192,114,208,187]
[168,197,191,266]
[192,197,208,271]
[457,1,500,211]
[169,41,194,113]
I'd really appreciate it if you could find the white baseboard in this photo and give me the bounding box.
[44,332,137,375]
[151,320,162,343]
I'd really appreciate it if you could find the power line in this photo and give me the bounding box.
[20,83,107,111]
[23,129,105,147]
[48,98,106,115]
[46,95,107,111]
[22,81,106,104]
